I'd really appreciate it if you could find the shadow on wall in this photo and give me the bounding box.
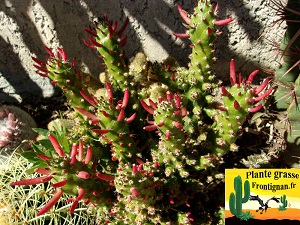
[0,0,273,104]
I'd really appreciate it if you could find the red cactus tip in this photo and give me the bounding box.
[143,124,157,131]
[247,70,259,84]
[125,113,136,124]
[96,172,115,181]
[117,108,125,122]
[57,47,67,62]
[254,78,270,95]
[229,59,236,86]
[233,100,241,110]
[75,107,100,124]
[37,189,63,216]
[48,134,66,157]
[121,89,130,109]
[221,86,232,97]
[130,188,139,198]
[132,164,138,175]
[84,27,98,38]
[254,87,273,102]
[70,187,85,213]
[79,90,98,108]
[44,45,55,57]
[140,100,155,114]
[84,146,93,165]
[214,18,233,26]
[118,17,129,38]
[76,171,91,180]
[173,32,190,39]
[177,4,191,25]
[105,82,114,103]
[78,140,84,162]
[70,144,78,165]
[249,104,263,113]
[92,129,110,135]
[11,175,53,186]
[51,179,67,188]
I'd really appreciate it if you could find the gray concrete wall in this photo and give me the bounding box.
[0,0,284,103]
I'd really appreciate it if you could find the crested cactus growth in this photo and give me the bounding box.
[11,0,273,224]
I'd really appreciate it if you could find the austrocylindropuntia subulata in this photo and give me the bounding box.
[0,105,37,153]
[10,1,275,224]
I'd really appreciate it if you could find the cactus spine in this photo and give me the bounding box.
[272,0,300,145]
[229,175,250,218]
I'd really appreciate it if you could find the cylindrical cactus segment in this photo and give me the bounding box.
[49,156,114,206]
[84,15,131,92]
[185,1,217,111]
[141,92,195,177]
[89,83,138,162]
[175,1,233,114]
[114,163,157,205]
[113,162,159,224]
[33,47,91,110]
[208,60,272,154]
[188,0,216,83]
[229,175,250,217]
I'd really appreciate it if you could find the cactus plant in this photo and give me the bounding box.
[0,105,37,153]
[272,0,300,145]
[278,194,288,211]
[229,175,251,219]
[0,148,96,224]
[11,0,273,224]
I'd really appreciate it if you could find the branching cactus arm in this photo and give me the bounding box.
[33,47,92,110]
[84,16,130,93]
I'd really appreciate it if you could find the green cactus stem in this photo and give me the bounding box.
[33,47,92,110]
[229,175,250,218]
[207,59,273,154]
[174,1,233,113]
[11,134,114,216]
[84,17,148,137]
[77,82,138,162]
[141,92,196,177]
[279,194,288,211]
[113,162,159,224]
[84,15,131,93]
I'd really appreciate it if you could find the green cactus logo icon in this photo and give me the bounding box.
[279,194,288,211]
[229,175,253,221]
